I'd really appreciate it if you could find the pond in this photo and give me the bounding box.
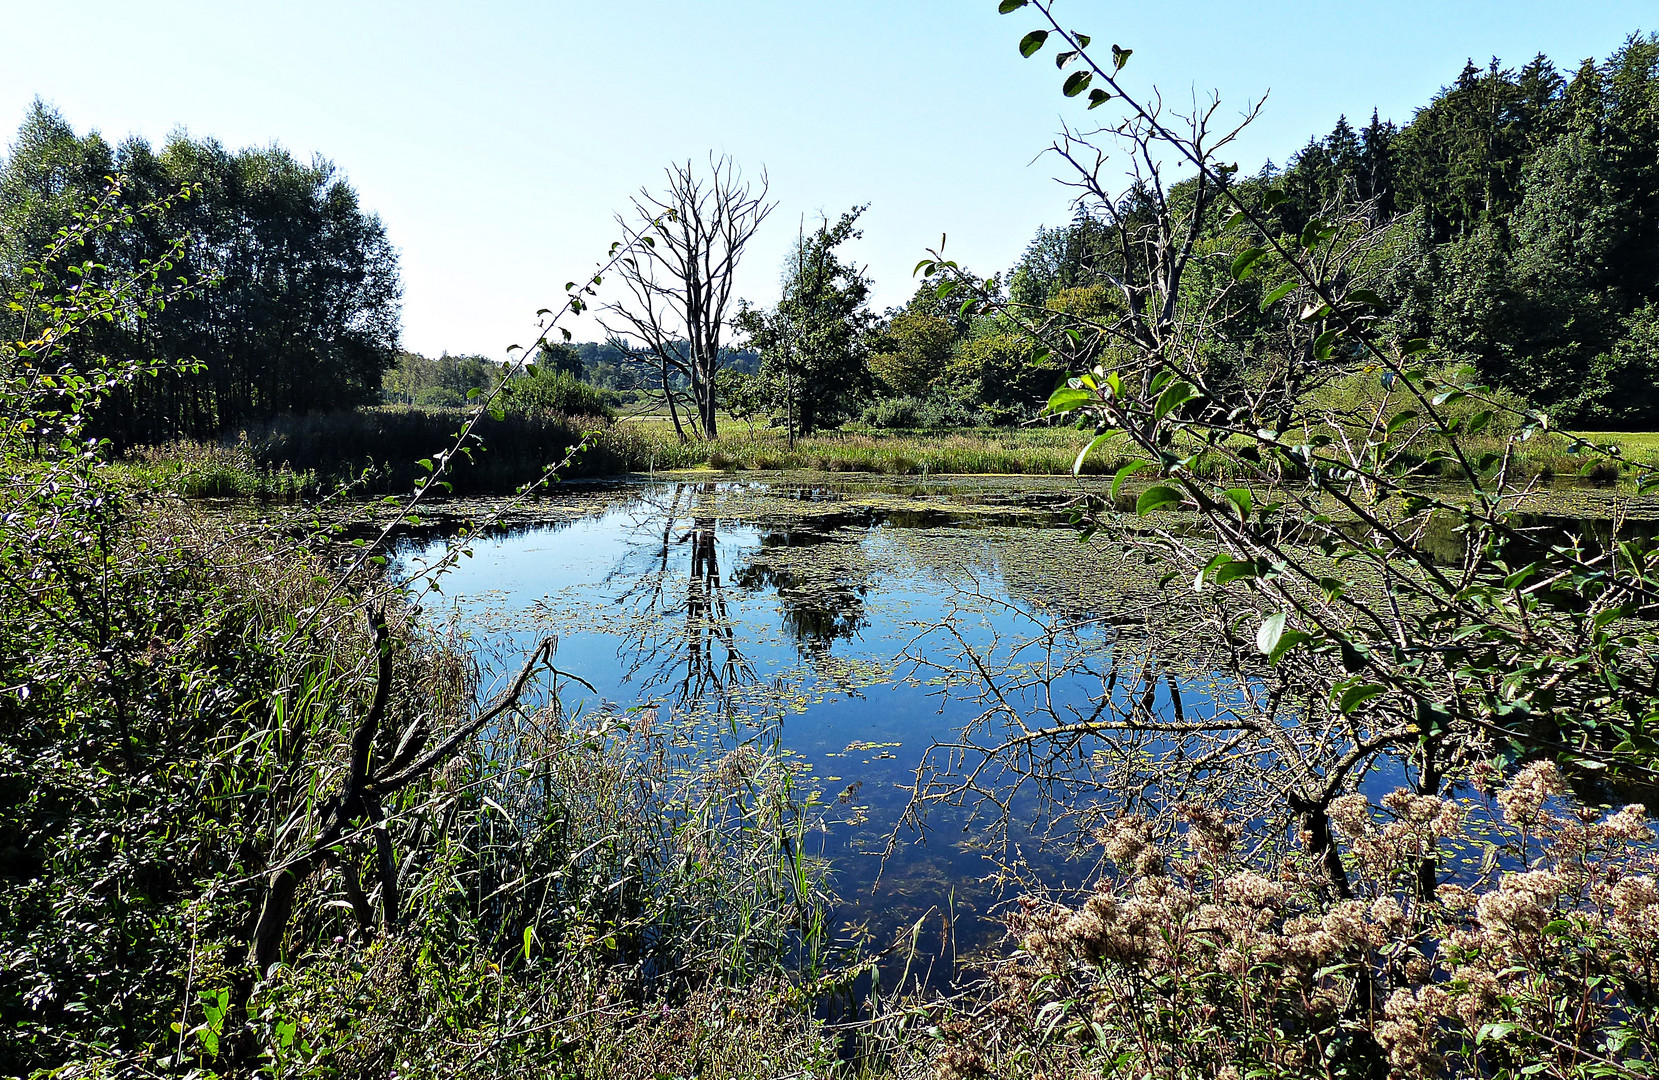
[389,474,1378,976]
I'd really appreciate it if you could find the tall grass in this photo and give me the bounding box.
[613,417,1135,477]
[14,491,853,1078]
[246,406,624,493]
[122,436,318,498]
[126,404,1659,499]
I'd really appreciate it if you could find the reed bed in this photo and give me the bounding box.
[122,405,1659,499]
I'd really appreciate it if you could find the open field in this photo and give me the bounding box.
[1579,431,1659,459]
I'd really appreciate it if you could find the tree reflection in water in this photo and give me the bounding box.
[608,483,758,723]
[601,482,892,722]
[733,528,870,652]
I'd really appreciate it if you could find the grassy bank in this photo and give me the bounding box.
[121,405,1659,499]
[121,437,320,498]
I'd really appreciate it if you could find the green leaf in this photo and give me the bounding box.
[1154,380,1200,419]
[1194,553,1229,591]
[1269,629,1313,665]
[1222,487,1252,520]
[1230,246,1269,282]
[1072,431,1120,475]
[1313,327,1341,361]
[1111,459,1151,500]
[1384,410,1419,435]
[1259,281,1297,310]
[1087,88,1112,109]
[1346,288,1386,309]
[1110,44,1132,70]
[1046,386,1093,414]
[1214,559,1258,586]
[1339,683,1386,715]
[1063,70,1092,96]
[1019,30,1049,56]
[1135,485,1183,515]
[1256,612,1287,656]
[1477,1022,1521,1045]
[1401,337,1431,355]
[997,0,1028,11]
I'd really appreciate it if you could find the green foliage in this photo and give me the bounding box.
[947,323,1062,418]
[869,308,955,398]
[0,102,402,447]
[381,350,505,407]
[996,32,1659,427]
[0,183,848,1079]
[960,8,1659,1075]
[122,435,318,498]
[503,367,616,421]
[231,406,610,493]
[734,208,875,437]
[860,391,980,430]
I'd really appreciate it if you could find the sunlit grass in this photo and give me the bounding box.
[121,406,1659,496]
[1576,431,1659,466]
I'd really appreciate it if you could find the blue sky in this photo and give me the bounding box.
[2,1,1651,357]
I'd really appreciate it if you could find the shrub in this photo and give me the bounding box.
[504,369,617,420]
[861,392,981,430]
[864,396,920,429]
[943,764,1658,1080]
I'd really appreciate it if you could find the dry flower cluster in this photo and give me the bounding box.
[936,762,1659,1080]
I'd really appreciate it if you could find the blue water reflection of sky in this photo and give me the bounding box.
[394,482,1223,959]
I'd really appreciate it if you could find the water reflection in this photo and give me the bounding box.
[394,479,1240,979]
[605,483,759,721]
[735,531,872,650]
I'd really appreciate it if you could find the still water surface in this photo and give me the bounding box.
[393,476,1233,964]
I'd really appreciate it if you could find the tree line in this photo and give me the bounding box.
[1002,32,1659,429]
[638,32,1659,436]
[0,101,400,447]
[7,32,1656,451]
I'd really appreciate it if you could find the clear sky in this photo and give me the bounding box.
[1,1,1651,358]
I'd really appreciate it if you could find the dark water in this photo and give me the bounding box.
[390,477,1372,976]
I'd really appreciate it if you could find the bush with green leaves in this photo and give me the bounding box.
[502,367,616,421]
[895,7,1659,1077]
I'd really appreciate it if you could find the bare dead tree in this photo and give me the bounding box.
[601,156,775,441]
